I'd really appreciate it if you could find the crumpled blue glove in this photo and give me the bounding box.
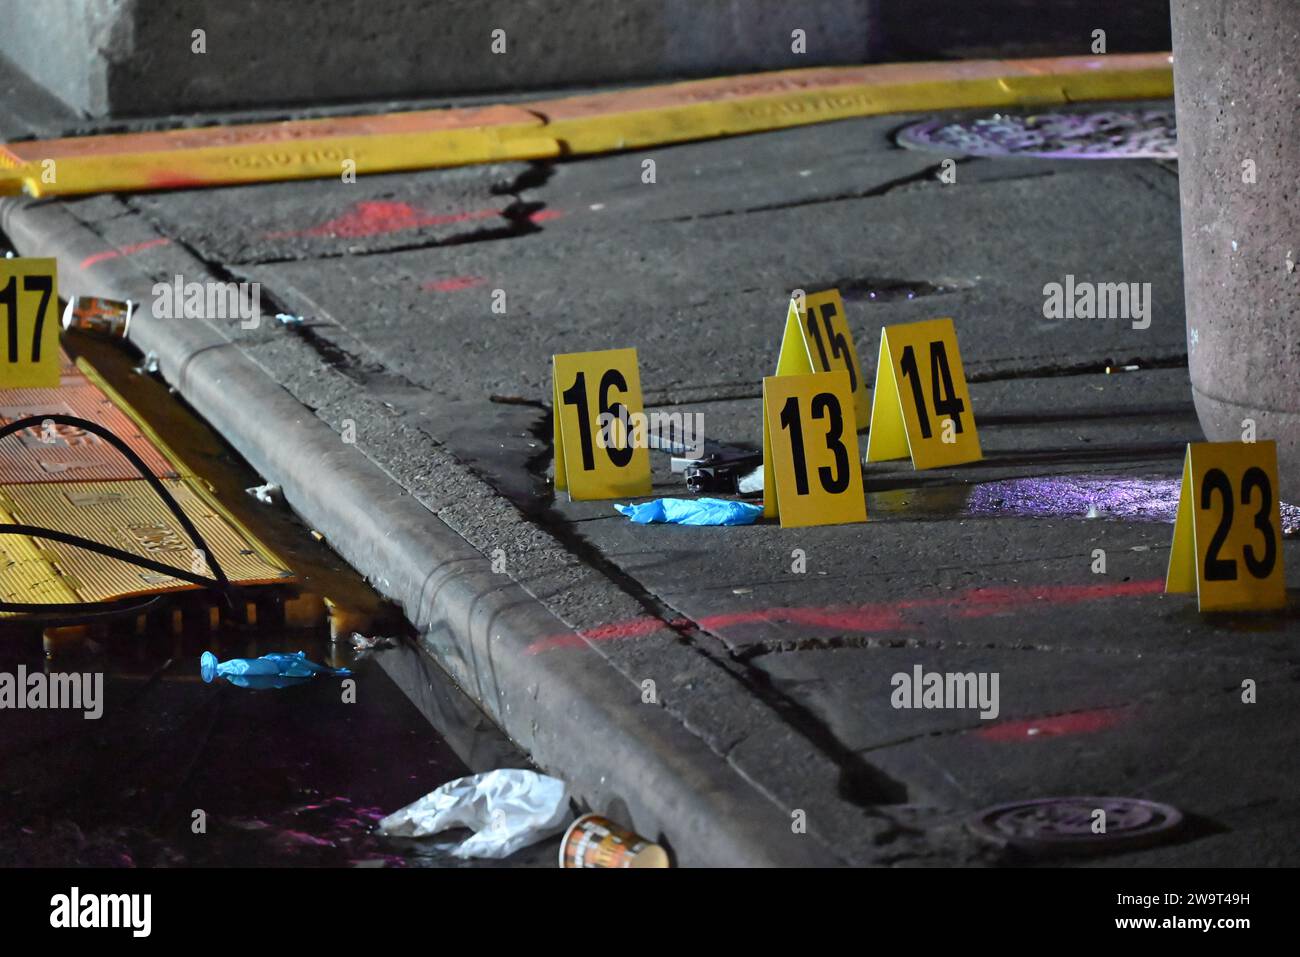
[614,497,764,526]
[201,650,351,689]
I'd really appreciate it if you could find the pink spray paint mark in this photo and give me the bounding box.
[270,201,500,240]
[145,171,212,191]
[421,275,488,293]
[79,238,172,270]
[523,578,1166,655]
[974,706,1131,742]
[528,208,564,224]
[948,578,1165,619]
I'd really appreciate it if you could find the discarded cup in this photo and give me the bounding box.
[61,296,134,338]
[559,814,669,868]
[200,650,351,689]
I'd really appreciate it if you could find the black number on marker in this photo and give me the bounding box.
[599,368,633,468]
[812,392,850,493]
[779,395,809,495]
[804,301,856,393]
[779,392,850,496]
[1240,466,1276,578]
[1200,468,1237,581]
[0,274,53,364]
[561,368,634,472]
[561,371,595,470]
[1200,467,1276,581]
[1,276,17,363]
[929,341,965,434]
[899,340,965,439]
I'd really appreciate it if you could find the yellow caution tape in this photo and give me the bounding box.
[0,54,1173,197]
[19,129,561,198]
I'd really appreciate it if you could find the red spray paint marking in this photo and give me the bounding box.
[524,578,1165,655]
[80,238,171,270]
[528,208,564,224]
[946,578,1164,618]
[422,275,488,293]
[526,616,680,655]
[146,171,213,191]
[974,706,1131,742]
[699,604,911,634]
[269,201,501,240]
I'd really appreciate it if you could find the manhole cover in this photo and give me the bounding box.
[897,108,1177,160]
[969,796,1184,857]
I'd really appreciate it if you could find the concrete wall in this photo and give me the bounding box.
[0,0,877,117]
[0,0,1173,119]
[873,0,1171,59]
[0,0,124,116]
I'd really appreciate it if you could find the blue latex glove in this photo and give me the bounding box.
[614,497,764,526]
[201,650,351,689]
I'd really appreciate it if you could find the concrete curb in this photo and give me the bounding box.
[1,194,836,867]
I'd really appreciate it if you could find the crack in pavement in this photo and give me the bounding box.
[126,161,560,268]
[650,157,982,223]
[967,354,1189,384]
[732,634,1216,662]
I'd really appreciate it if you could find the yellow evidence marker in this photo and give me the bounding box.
[761,370,866,528]
[0,258,59,389]
[552,348,652,501]
[774,289,870,427]
[1165,440,1286,612]
[865,317,981,469]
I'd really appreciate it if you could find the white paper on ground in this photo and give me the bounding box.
[376,769,573,859]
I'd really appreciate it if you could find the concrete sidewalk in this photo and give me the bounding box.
[5,91,1299,866]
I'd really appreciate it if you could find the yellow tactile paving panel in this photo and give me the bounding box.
[0,374,179,484]
[0,495,80,608]
[0,478,292,609]
[0,53,1173,196]
[0,348,293,615]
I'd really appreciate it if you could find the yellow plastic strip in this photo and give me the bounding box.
[0,53,1173,197]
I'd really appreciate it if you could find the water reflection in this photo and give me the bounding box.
[871,473,1300,534]
[0,629,550,867]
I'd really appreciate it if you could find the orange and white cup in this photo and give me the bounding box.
[559,813,669,868]
[62,296,134,338]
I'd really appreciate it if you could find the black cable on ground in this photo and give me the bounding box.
[0,413,232,616]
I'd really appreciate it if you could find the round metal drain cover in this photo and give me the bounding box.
[897,108,1177,160]
[969,796,1184,857]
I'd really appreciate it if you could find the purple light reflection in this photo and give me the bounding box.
[964,474,1300,535]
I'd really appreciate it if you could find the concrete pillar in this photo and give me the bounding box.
[1170,1,1300,497]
